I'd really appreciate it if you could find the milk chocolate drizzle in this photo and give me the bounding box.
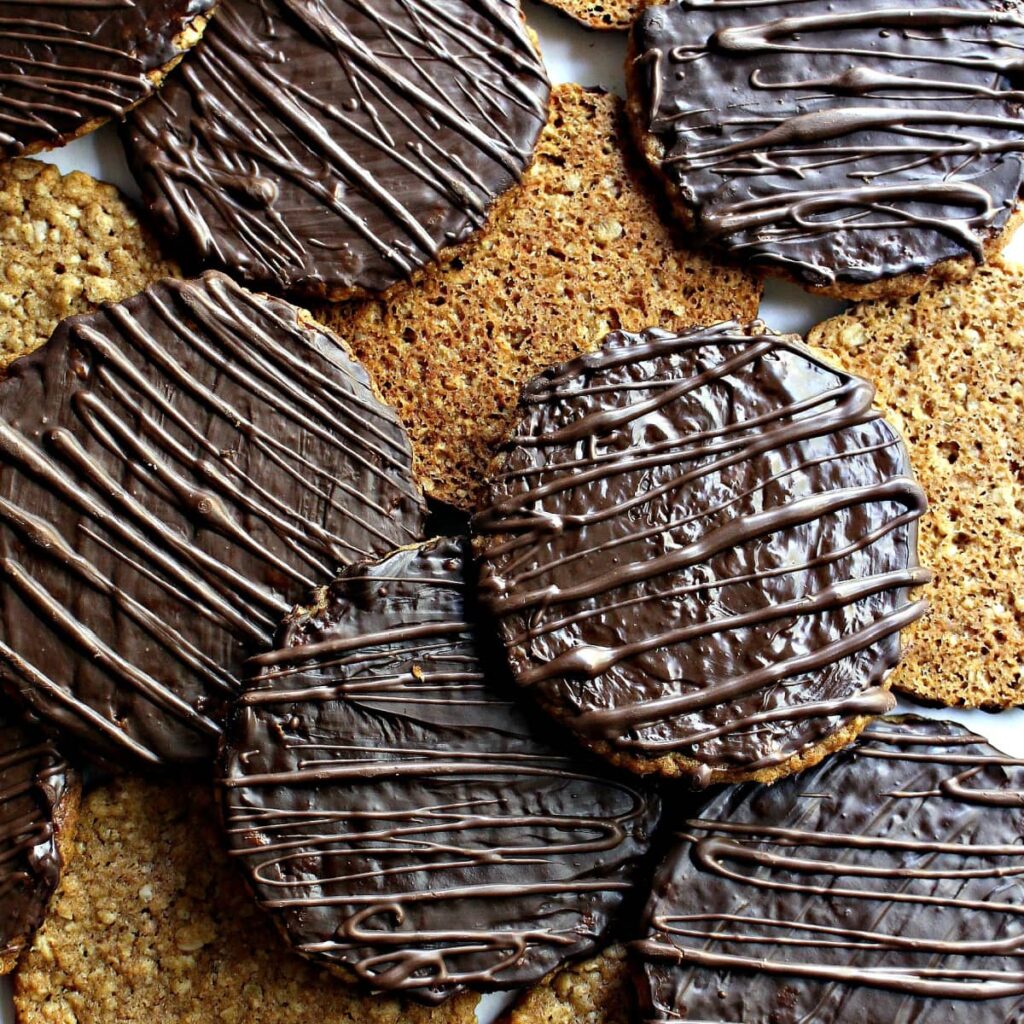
[0,272,425,768]
[631,0,1024,287]
[0,709,74,960]
[637,717,1024,1021]
[123,0,550,299]
[475,322,928,778]
[0,0,215,157]
[222,538,660,1004]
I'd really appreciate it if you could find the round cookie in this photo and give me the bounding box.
[0,159,177,370]
[636,716,1024,1023]
[123,0,550,301]
[475,320,930,784]
[318,84,763,509]
[0,0,217,158]
[222,537,661,1004]
[627,0,1024,299]
[808,255,1024,708]
[14,778,480,1024]
[0,707,79,975]
[0,272,426,770]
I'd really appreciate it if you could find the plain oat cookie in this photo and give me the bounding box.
[14,780,479,1024]
[0,160,176,368]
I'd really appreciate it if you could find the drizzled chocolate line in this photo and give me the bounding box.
[475,321,927,778]
[637,717,1024,1021]
[221,539,660,1004]
[123,0,549,299]
[0,272,425,768]
[0,0,215,157]
[630,0,1024,287]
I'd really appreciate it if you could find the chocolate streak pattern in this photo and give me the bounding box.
[631,0,1024,288]
[0,709,74,963]
[223,538,660,1004]
[475,322,928,779]
[124,0,550,299]
[0,272,425,769]
[638,717,1024,1022]
[0,0,216,158]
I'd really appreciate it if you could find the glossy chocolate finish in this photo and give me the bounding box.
[0,272,425,769]
[222,538,660,1004]
[638,716,1024,1022]
[475,322,928,780]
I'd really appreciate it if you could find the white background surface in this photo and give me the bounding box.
[4,3,1022,1021]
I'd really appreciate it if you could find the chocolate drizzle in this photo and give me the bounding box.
[222,538,660,1004]
[123,0,550,299]
[474,321,928,780]
[637,716,1024,1021]
[630,0,1024,288]
[0,0,216,158]
[0,272,426,769]
[0,708,74,963]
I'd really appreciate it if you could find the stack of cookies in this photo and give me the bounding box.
[0,1,1021,1022]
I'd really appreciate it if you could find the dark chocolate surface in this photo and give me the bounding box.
[0,272,425,769]
[630,0,1024,289]
[0,707,74,963]
[123,0,550,300]
[0,0,216,158]
[475,321,928,780]
[637,716,1024,1022]
[222,538,661,1004]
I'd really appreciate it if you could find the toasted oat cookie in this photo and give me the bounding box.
[809,256,1024,708]
[536,0,645,31]
[0,159,176,369]
[319,84,761,509]
[14,779,480,1024]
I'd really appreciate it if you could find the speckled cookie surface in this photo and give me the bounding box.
[319,84,762,509]
[535,0,645,31]
[809,256,1024,708]
[0,160,176,369]
[13,779,479,1024]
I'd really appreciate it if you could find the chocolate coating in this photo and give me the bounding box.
[0,0,216,158]
[0,272,426,769]
[475,321,928,781]
[629,0,1024,289]
[637,716,1024,1022]
[123,0,550,300]
[222,538,661,1004]
[0,707,75,965]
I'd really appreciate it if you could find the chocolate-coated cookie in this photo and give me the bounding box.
[0,0,216,158]
[475,321,929,784]
[222,537,661,1004]
[123,0,550,301]
[637,716,1024,1022]
[0,272,425,769]
[628,0,1024,298]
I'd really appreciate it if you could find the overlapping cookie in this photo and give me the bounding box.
[0,0,217,158]
[0,272,426,769]
[534,0,645,31]
[222,537,660,1004]
[476,320,930,784]
[123,0,551,300]
[628,0,1024,298]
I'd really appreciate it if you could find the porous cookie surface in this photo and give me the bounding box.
[535,0,645,31]
[637,717,1024,1023]
[14,779,479,1024]
[0,0,216,157]
[319,85,762,509]
[475,321,929,783]
[628,0,1024,297]
[0,272,425,769]
[124,0,550,300]
[809,256,1024,707]
[223,538,660,1004]
[0,160,176,368]
[0,709,79,975]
